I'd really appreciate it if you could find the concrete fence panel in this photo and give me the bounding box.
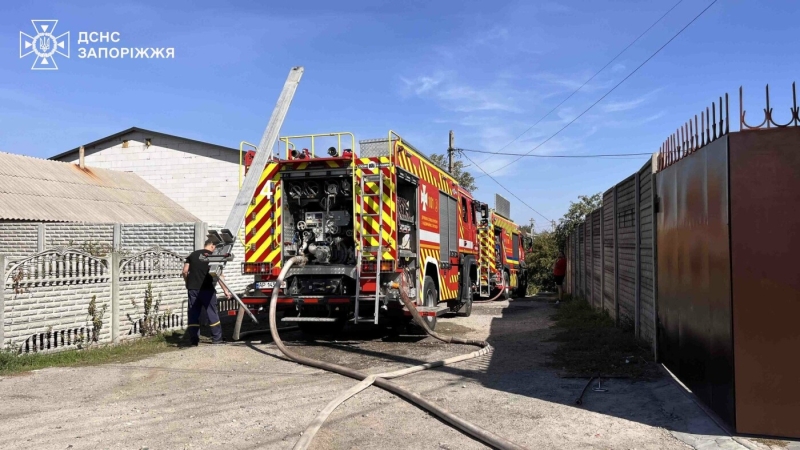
[616,175,637,325]
[591,210,602,309]
[2,247,112,353]
[563,158,658,350]
[602,188,616,318]
[118,246,187,340]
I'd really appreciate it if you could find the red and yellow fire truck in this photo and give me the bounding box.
[476,202,529,301]
[240,131,527,334]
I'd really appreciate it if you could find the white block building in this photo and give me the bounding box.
[51,127,245,226]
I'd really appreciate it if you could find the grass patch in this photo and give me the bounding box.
[549,296,660,379]
[0,332,184,376]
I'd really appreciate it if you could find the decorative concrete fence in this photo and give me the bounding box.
[0,219,257,354]
[1,246,193,354]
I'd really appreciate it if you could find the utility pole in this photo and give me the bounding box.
[448,130,455,173]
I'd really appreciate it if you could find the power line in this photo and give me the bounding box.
[460,148,653,158]
[479,0,719,177]
[473,0,685,167]
[460,151,551,224]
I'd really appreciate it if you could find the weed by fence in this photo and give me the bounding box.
[550,296,658,379]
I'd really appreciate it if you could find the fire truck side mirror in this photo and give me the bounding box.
[480,204,488,219]
[523,237,533,251]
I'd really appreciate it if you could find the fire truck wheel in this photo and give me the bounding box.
[501,271,511,300]
[419,275,438,331]
[517,272,528,297]
[457,258,474,317]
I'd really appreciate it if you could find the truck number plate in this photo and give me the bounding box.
[256,281,276,289]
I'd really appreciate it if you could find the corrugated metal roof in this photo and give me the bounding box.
[0,152,200,223]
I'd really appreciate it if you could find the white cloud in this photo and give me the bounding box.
[601,89,661,113]
[401,73,526,113]
[532,72,614,96]
[400,73,446,95]
[611,63,626,73]
[602,97,648,113]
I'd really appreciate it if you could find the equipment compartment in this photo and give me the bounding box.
[282,175,356,266]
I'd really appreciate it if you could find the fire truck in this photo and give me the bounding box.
[476,202,530,301]
[239,131,527,334]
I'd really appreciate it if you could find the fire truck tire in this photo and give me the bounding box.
[501,271,511,300]
[517,274,528,298]
[419,275,438,331]
[457,258,474,317]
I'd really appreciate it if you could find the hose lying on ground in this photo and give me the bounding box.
[575,374,599,406]
[295,271,491,449]
[268,256,529,450]
[233,305,298,341]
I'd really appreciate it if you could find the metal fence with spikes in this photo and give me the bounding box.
[657,94,730,171]
[568,82,800,439]
[658,83,800,172]
[740,82,800,129]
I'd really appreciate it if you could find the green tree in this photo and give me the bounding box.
[524,230,559,294]
[522,193,602,294]
[554,193,602,250]
[429,153,477,192]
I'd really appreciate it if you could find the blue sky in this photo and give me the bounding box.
[2,0,799,229]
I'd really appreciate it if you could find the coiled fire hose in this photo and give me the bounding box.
[268,256,528,450]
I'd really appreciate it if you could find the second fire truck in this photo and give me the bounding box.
[240,131,528,334]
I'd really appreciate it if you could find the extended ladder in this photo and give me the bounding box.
[205,66,305,324]
[354,173,385,324]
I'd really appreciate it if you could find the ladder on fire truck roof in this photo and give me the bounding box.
[354,172,385,324]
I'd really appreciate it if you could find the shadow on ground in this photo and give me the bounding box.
[196,294,731,442]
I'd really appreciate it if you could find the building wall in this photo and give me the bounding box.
[55,130,243,225]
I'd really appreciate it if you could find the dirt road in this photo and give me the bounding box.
[0,296,748,449]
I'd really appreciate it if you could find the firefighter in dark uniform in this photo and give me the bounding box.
[182,239,232,345]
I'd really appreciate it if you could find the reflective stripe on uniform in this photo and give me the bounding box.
[188,324,200,327]
[209,321,221,327]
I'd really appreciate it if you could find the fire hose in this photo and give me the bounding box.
[473,272,507,303]
[268,256,529,450]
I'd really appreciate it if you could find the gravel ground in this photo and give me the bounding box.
[0,295,787,450]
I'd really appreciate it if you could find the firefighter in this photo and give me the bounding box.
[182,239,232,345]
[553,251,567,304]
